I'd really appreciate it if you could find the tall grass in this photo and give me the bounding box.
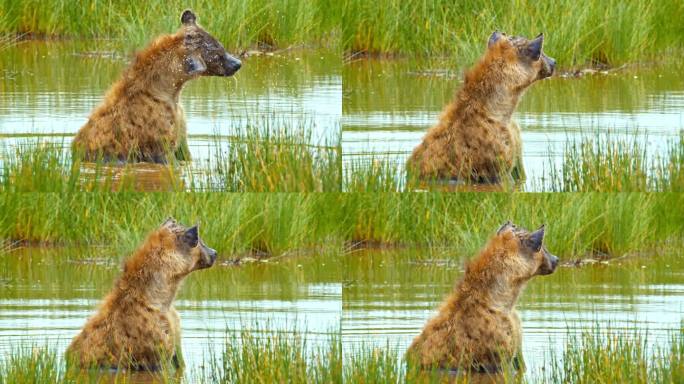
[0,330,341,384]
[200,330,342,383]
[2,1,682,66]
[0,125,341,193]
[1,328,680,383]
[540,327,684,383]
[197,125,341,192]
[342,0,684,67]
[342,328,684,383]
[0,193,682,261]
[547,134,684,192]
[0,0,342,50]
[8,133,684,192]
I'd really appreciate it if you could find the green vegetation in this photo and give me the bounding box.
[342,0,684,67]
[343,328,684,383]
[540,327,684,384]
[199,330,342,383]
[0,124,341,193]
[2,1,683,66]
[547,134,684,192]
[0,193,681,261]
[0,330,341,384]
[2,328,680,383]
[6,132,684,193]
[0,0,342,50]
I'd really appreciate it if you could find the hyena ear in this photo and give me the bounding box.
[488,31,503,48]
[184,54,207,75]
[497,220,513,235]
[525,33,544,60]
[181,10,197,26]
[161,217,176,227]
[182,225,199,248]
[525,225,545,252]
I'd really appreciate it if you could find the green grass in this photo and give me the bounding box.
[342,0,684,67]
[0,193,682,261]
[199,329,342,383]
[10,132,684,193]
[1,1,682,67]
[0,124,341,193]
[0,0,342,50]
[3,327,678,383]
[342,327,684,383]
[0,330,342,384]
[547,134,684,192]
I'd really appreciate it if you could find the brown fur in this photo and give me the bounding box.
[408,33,555,182]
[72,10,241,164]
[406,222,558,372]
[66,218,217,370]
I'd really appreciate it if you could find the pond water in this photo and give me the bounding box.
[342,248,684,379]
[3,246,681,380]
[0,248,342,380]
[342,59,684,190]
[0,40,341,157]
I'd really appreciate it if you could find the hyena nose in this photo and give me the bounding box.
[550,255,559,270]
[225,54,242,74]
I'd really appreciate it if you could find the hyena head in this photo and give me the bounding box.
[487,31,555,87]
[160,217,218,272]
[496,221,559,279]
[179,10,241,77]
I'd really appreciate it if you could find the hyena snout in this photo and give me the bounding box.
[220,53,242,76]
[540,53,555,79]
[196,244,218,269]
[537,252,559,275]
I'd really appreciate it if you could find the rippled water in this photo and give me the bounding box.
[342,59,684,190]
[0,248,342,378]
[0,40,341,153]
[342,248,684,378]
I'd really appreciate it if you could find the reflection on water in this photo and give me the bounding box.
[0,40,341,153]
[342,59,684,190]
[342,248,684,379]
[0,248,342,380]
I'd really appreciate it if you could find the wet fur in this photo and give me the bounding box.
[72,10,240,163]
[408,33,554,182]
[406,223,558,371]
[66,219,217,370]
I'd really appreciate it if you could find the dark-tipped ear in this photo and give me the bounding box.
[161,217,176,227]
[181,10,197,26]
[525,33,544,60]
[497,220,513,235]
[488,31,503,48]
[183,225,199,248]
[526,225,545,252]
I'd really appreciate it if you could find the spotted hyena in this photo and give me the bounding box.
[408,32,555,183]
[66,218,217,370]
[72,10,241,163]
[406,222,559,373]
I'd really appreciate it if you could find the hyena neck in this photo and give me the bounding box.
[126,34,191,104]
[118,259,183,312]
[460,270,525,313]
[456,63,522,126]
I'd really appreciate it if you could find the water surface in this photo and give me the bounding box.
[342,248,684,379]
[0,40,341,154]
[342,59,684,190]
[0,247,342,380]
